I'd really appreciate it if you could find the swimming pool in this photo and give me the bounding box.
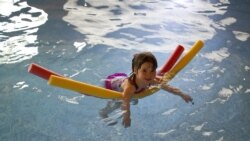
[0,0,249,140]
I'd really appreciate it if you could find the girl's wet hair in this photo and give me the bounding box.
[131,52,158,72]
[129,52,158,90]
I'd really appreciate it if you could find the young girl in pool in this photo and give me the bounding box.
[104,52,193,128]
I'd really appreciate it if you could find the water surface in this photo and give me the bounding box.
[0,0,249,140]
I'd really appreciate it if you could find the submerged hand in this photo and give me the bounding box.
[122,114,131,128]
[181,94,193,104]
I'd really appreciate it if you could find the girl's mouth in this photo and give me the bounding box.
[145,78,152,81]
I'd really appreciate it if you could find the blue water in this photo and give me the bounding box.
[1,0,250,140]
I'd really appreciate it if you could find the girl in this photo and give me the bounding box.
[104,52,193,128]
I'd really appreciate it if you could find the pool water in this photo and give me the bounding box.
[0,0,249,140]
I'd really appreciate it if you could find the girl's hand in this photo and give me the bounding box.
[122,113,131,128]
[181,94,193,103]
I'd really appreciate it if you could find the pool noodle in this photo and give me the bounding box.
[45,45,184,99]
[49,75,123,99]
[134,40,204,98]
[157,45,184,76]
[28,45,182,99]
[48,40,204,99]
[28,63,62,80]
[28,64,123,98]
[163,40,204,80]
[28,44,183,80]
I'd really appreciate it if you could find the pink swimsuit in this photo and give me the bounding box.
[105,73,127,92]
[105,73,145,93]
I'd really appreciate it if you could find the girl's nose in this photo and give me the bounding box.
[146,72,153,79]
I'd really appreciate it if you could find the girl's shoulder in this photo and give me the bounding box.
[122,79,136,92]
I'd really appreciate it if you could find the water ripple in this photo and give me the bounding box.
[0,1,47,64]
[63,0,228,52]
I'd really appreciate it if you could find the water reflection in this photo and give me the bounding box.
[26,0,86,43]
[63,0,222,52]
[0,0,250,140]
[0,1,46,64]
[99,99,138,126]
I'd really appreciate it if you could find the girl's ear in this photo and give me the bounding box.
[134,68,139,74]
[132,67,136,73]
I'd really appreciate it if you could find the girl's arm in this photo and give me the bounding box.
[121,80,135,128]
[161,84,193,103]
[153,77,193,103]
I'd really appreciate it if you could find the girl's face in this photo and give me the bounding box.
[134,62,156,86]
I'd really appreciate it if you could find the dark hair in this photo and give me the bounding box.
[131,52,158,71]
[129,52,158,89]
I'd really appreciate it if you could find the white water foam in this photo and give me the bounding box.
[58,95,85,104]
[192,122,207,131]
[202,48,230,62]
[154,129,176,138]
[161,108,177,116]
[13,81,29,90]
[232,31,250,41]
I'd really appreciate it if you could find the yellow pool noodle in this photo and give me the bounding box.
[136,40,204,97]
[48,40,204,99]
[49,75,162,99]
[169,40,204,78]
[49,75,123,99]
